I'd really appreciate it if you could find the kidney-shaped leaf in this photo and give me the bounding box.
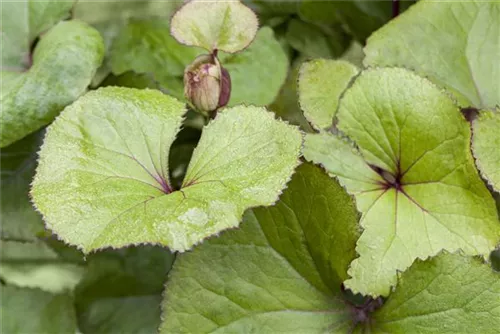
[161,163,360,333]
[364,0,500,109]
[472,110,500,193]
[31,87,301,253]
[371,253,500,334]
[1,21,104,147]
[170,0,259,53]
[303,68,500,297]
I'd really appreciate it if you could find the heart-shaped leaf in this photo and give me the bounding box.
[303,68,500,296]
[364,0,500,109]
[1,21,104,147]
[31,87,302,253]
[170,0,259,53]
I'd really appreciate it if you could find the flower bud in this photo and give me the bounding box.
[184,54,231,113]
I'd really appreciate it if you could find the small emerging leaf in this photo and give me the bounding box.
[170,0,259,53]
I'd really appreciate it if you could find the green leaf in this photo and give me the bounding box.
[75,245,174,309]
[1,131,44,241]
[303,68,500,297]
[298,0,417,34]
[73,0,181,24]
[110,18,203,78]
[472,109,500,193]
[161,163,360,333]
[31,87,302,253]
[298,59,359,130]
[0,240,84,293]
[370,253,500,333]
[220,27,288,107]
[1,285,77,334]
[170,0,259,53]
[364,0,500,109]
[269,56,313,132]
[0,21,104,147]
[73,0,182,86]
[75,245,173,333]
[285,19,347,59]
[0,0,74,70]
[79,295,162,334]
[250,0,299,16]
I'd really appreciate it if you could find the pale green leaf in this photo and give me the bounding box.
[472,109,500,193]
[371,253,500,334]
[303,68,500,297]
[299,59,359,130]
[161,163,360,333]
[31,87,301,253]
[171,0,259,53]
[110,18,203,78]
[0,0,74,70]
[0,21,104,147]
[220,27,288,106]
[364,0,500,109]
[1,285,77,334]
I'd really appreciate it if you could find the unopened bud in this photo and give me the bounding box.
[184,54,231,113]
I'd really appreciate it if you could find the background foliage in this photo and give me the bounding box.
[1,0,499,333]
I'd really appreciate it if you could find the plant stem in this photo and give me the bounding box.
[392,0,400,18]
